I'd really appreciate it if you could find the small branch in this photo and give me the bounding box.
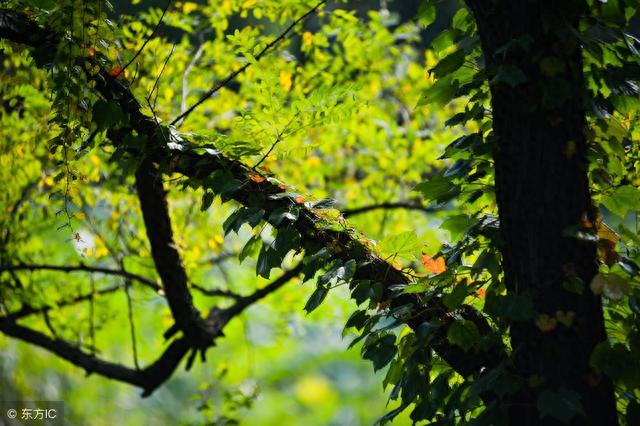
[201,251,237,266]
[178,38,205,126]
[5,283,122,321]
[121,262,140,370]
[0,263,160,292]
[146,44,175,110]
[342,201,437,218]
[0,318,190,397]
[253,114,297,170]
[190,284,241,299]
[115,0,173,79]
[88,276,96,356]
[171,0,327,125]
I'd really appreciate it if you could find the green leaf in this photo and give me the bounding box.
[402,282,431,294]
[470,366,518,399]
[223,207,264,235]
[443,279,469,310]
[601,185,640,218]
[344,309,369,332]
[93,100,125,130]
[304,286,329,314]
[268,206,299,226]
[418,75,459,107]
[590,342,640,387]
[200,191,214,212]
[318,259,357,285]
[379,231,422,258]
[205,170,243,198]
[352,281,383,305]
[374,403,408,426]
[273,226,301,257]
[431,50,466,78]
[256,245,281,279]
[416,1,436,28]
[362,333,397,371]
[414,174,460,202]
[239,234,262,263]
[447,319,480,352]
[536,388,585,424]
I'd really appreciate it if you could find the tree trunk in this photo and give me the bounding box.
[465,1,618,424]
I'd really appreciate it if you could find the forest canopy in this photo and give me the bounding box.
[0,0,640,425]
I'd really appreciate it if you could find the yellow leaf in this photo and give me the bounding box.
[182,2,198,14]
[302,31,314,47]
[279,70,293,92]
[164,87,175,102]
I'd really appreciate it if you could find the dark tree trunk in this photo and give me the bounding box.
[465,1,618,424]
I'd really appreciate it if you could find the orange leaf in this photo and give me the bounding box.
[376,300,391,310]
[421,254,446,274]
[108,66,124,79]
[579,211,593,229]
[248,173,266,183]
[294,196,305,204]
[596,216,619,244]
[475,288,486,299]
[595,216,620,266]
[87,47,96,57]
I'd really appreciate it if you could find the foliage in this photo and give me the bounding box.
[0,0,639,425]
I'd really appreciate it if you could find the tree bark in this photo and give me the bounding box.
[466,1,618,424]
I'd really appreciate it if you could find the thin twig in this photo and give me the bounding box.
[178,38,206,126]
[190,284,242,299]
[115,0,173,79]
[4,284,123,321]
[121,261,140,369]
[89,275,96,356]
[0,263,160,292]
[171,0,327,126]
[147,44,176,111]
[253,114,298,169]
[342,201,437,218]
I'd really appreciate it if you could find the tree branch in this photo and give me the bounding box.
[4,283,122,321]
[0,317,190,397]
[190,284,241,299]
[134,160,216,347]
[0,9,507,382]
[1,265,300,395]
[0,263,160,292]
[342,201,437,218]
